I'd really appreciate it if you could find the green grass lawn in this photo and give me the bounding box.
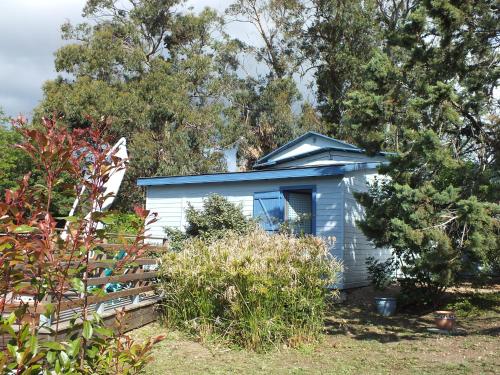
[133,286,500,375]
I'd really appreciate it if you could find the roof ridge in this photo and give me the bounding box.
[254,132,363,167]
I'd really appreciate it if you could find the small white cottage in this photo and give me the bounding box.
[137,132,391,289]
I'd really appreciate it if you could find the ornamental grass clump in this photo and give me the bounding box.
[158,230,341,350]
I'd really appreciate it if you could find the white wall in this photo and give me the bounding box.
[145,176,346,286]
[342,170,392,288]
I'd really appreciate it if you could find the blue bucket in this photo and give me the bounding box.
[374,297,397,316]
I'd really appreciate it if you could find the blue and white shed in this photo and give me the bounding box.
[137,132,391,289]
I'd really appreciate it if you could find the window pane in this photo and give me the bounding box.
[286,191,312,235]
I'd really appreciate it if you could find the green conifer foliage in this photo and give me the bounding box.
[352,0,499,303]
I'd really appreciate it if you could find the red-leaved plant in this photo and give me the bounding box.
[0,116,163,374]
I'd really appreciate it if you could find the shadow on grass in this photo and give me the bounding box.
[324,305,431,343]
[324,289,500,343]
[477,325,500,336]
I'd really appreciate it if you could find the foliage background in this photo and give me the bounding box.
[1,0,497,303]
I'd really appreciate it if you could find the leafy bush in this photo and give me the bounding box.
[164,227,189,252]
[158,230,341,350]
[0,311,162,374]
[0,117,162,373]
[365,256,397,291]
[185,194,255,239]
[106,212,143,235]
[445,298,477,318]
[165,194,255,250]
[0,120,75,218]
[445,292,500,318]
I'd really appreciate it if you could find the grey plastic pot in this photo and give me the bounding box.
[374,297,397,316]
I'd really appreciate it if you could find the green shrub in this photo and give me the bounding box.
[164,227,189,252]
[158,230,341,350]
[165,194,256,250]
[0,117,161,374]
[106,212,143,235]
[445,292,500,317]
[0,311,162,374]
[365,256,397,291]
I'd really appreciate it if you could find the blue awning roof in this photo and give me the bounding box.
[137,163,382,187]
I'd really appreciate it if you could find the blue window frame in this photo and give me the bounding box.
[253,185,316,235]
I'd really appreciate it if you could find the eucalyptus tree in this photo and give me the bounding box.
[0,109,30,194]
[37,0,245,208]
[225,0,326,165]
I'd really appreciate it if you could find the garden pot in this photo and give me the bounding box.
[374,297,397,316]
[434,310,456,331]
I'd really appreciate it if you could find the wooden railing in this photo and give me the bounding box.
[2,240,169,332]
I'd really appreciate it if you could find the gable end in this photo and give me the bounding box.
[254,132,361,167]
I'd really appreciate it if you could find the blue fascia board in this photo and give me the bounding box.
[137,163,381,187]
[255,131,361,165]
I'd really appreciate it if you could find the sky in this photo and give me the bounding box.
[0,0,266,119]
[0,1,85,118]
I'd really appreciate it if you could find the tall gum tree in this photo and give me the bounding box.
[37,1,245,209]
[226,0,326,165]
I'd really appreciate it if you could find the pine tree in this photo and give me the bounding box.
[351,0,499,303]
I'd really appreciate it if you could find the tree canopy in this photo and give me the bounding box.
[4,0,496,301]
[352,0,499,302]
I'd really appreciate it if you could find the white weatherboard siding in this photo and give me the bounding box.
[145,176,346,287]
[342,170,391,288]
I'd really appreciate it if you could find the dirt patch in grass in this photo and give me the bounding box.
[133,284,500,375]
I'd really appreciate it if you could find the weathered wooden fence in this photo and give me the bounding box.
[1,236,169,341]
